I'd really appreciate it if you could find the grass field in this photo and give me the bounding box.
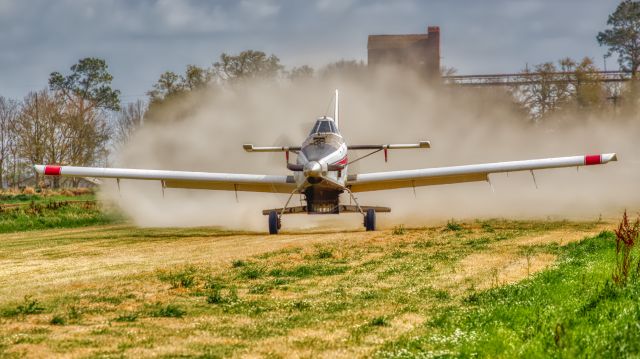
[1,208,635,358]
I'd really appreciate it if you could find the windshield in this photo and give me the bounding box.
[309,120,337,135]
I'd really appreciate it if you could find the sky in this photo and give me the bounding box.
[0,0,622,102]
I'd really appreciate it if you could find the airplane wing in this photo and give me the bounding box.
[346,153,617,192]
[33,165,297,193]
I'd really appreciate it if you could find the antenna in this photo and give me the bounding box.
[334,89,339,128]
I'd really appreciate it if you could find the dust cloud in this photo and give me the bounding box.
[101,68,640,231]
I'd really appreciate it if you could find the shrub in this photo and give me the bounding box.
[392,225,406,235]
[612,210,640,286]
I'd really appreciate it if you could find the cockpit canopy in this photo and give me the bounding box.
[309,117,339,135]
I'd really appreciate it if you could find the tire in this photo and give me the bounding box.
[365,208,376,231]
[268,210,279,235]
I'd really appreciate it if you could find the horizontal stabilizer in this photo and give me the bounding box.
[243,144,302,152]
[262,205,391,215]
[348,141,430,150]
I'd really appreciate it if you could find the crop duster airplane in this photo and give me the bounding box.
[35,90,617,234]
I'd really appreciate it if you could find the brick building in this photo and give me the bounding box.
[367,26,440,78]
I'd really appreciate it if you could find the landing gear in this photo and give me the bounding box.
[364,208,376,231]
[268,210,281,235]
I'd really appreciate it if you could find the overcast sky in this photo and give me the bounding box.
[0,0,621,102]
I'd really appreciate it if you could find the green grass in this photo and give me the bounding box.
[0,195,122,232]
[378,230,640,358]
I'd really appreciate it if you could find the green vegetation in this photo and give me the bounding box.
[0,190,122,232]
[378,230,640,358]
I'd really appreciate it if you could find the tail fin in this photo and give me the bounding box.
[334,89,339,129]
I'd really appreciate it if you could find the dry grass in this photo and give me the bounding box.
[0,219,611,358]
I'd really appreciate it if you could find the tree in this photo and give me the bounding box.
[517,62,572,122]
[212,50,283,82]
[319,60,367,80]
[147,71,183,103]
[288,65,315,81]
[182,65,212,91]
[597,0,640,77]
[13,91,64,187]
[48,58,117,171]
[0,97,18,188]
[49,57,121,111]
[572,58,606,110]
[115,100,146,146]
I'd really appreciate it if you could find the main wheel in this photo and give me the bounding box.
[268,210,280,235]
[364,208,376,231]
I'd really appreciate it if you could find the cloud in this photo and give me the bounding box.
[0,0,622,100]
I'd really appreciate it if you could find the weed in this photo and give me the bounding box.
[232,259,247,268]
[157,266,198,288]
[315,248,334,259]
[113,313,138,322]
[434,290,451,300]
[445,219,463,231]
[50,315,66,325]
[369,316,389,327]
[612,210,640,286]
[12,296,45,316]
[392,225,407,235]
[238,266,265,280]
[149,303,185,318]
[290,300,311,311]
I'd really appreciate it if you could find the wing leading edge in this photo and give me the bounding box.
[33,165,296,193]
[346,153,617,192]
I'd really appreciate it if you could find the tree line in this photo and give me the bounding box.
[0,0,637,188]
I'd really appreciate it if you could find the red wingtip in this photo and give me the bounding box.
[584,155,601,166]
[44,165,61,176]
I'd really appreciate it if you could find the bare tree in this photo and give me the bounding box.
[115,100,146,146]
[517,62,572,122]
[0,97,18,188]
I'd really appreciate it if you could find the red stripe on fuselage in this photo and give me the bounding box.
[333,156,348,166]
[585,155,601,165]
[44,165,61,176]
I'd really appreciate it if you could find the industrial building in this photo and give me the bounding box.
[367,26,440,78]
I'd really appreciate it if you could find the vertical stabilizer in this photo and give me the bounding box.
[334,89,339,128]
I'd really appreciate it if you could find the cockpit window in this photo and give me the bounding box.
[318,121,332,133]
[310,120,338,135]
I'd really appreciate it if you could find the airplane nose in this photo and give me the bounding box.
[303,161,323,178]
